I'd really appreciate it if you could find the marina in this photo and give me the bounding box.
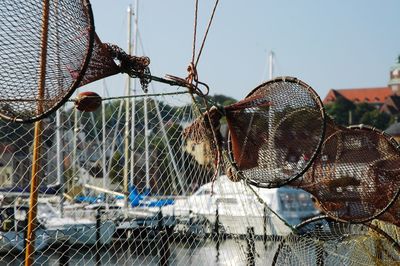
[0,175,314,254]
[0,0,399,265]
[0,239,280,266]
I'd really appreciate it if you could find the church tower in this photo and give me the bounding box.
[388,55,400,95]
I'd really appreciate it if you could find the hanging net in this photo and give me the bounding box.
[0,91,305,265]
[184,77,326,188]
[0,0,95,123]
[226,77,327,187]
[77,34,151,90]
[290,121,400,223]
[272,215,400,265]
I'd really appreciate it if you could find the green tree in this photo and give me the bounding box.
[325,98,394,129]
[352,103,375,124]
[109,151,123,185]
[324,97,355,126]
[359,109,392,130]
[212,94,237,106]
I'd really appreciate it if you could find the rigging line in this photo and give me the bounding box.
[136,28,146,57]
[191,0,199,64]
[187,0,220,96]
[136,27,206,96]
[246,184,297,232]
[195,0,220,68]
[67,91,189,103]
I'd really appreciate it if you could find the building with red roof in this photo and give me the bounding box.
[323,87,392,106]
[323,56,400,116]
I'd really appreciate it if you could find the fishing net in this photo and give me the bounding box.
[272,215,400,265]
[226,77,326,187]
[0,0,95,123]
[0,0,159,124]
[184,77,326,188]
[0,90,311,265]
[77,34,151,90]
[290,121,400,223]
[378,197,400,227]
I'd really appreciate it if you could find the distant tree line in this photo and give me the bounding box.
[324,97,394,130]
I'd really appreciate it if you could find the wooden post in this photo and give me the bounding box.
[95,208,101,266]
[246,227,255,266]
[24,0,49,265]
[158,231,170,266]
[214,202,220,240]
[215,203,220,263]
[157,210,170,266]
[58,240,70,266]
[263,205,267,247]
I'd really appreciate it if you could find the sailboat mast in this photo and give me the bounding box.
[129,0,150,193]
[56,109,64,216]
[130,0,138,187]
[72,98,79,190]
[123,5,133,197]
[102,82,107,191]
[269,51,274,80]
[144,96,150,193]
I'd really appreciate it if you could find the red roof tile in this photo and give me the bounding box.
[323,87,392,104]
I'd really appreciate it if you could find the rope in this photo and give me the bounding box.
[191,0,199,64]
[246,184,297,232]
[195,0,220,68]
[2,91,191,104]
[67,91,190,103]
[185,0,222,191]
[222,150,297,233]
[186,0,220,95]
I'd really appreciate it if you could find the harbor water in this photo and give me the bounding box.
[0,239,279,266]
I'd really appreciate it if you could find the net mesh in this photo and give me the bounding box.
[272,216,400,265]
[0,0,94,123]
[1,1,398,264]
[290,120,400,223]
[226,77,326,188]
[0,90,398,265]
[77,35,151,89]
[0,91,306,265]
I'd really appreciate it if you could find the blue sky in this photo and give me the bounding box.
[85,0,400,101]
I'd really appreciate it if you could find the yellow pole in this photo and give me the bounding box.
[25,0,49,265]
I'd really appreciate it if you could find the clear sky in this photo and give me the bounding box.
[85,0,400,102]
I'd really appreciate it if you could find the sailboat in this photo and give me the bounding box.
[38,106,117,247]
[0,204,49,253]
[161,175,319,236]
[40,202,116,246]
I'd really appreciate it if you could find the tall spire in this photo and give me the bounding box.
[389,55,400,95]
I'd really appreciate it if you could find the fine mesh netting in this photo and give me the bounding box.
[226,77,326,188]
[78,35,151,89]
[225,77,325,187]
[184,77,326,188]
[290,119,400,223]
[0,87,399,265]
[183,76,400,227]
[272,216,400,265]
[0,91,310,265]
[0,0,94,123]
[1,1,399,265]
